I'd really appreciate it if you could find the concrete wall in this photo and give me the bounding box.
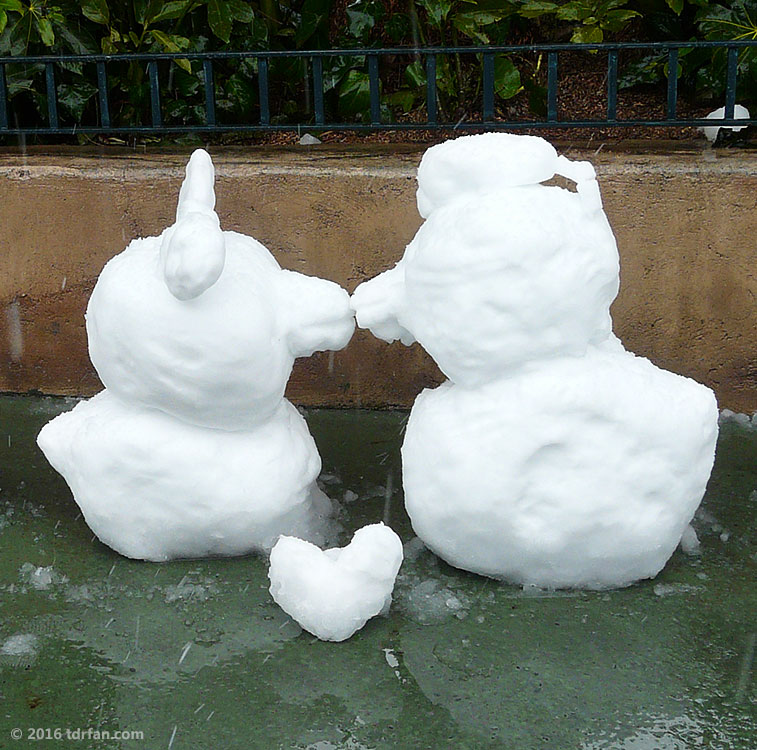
[1,143,755,411]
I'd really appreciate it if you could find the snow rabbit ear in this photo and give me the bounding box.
[176,148,217,219]
[160,148,227,301]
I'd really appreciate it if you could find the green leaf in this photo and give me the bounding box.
[55,20,100,54]
[174,58,193,74]
[457,10,502,24]
[600,8,640,31]
[207,0,233,42]
[494,56,521,98]
[522,76,547,116]
[151,29,188,51]
[321,55,361,92]
[517,0,557,18]
[385,88,417,113]
[101,35,117,54]
[571,24,603,43]
[556,1,588,21]
[404,59,426,88]
[0,10,6,35]
[151,0,193,23]
[295,0,332,46]
[385,13,410,41]
[58,80,98,121]
[346,9,374,37]
[453,13,491,43]
[150,29,192,71]
[665,0,684,14]
[222,72,256,114]
[141,0,166,25]
[0,0,23,11]
[80,0,109,25]
[36,17,55,46]
[338,68,370,115]
[618,54,664,89]
[227,0,254,22]
[417,0,453,26]
[133,0,148,24]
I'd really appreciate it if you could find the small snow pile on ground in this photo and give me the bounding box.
[19,563,59,591]
[701,105,751,143]
[400,578,472,624]
[719,409,757,430]
[1,633,38,656]
[268,523,403,642]
[679,524,701,555]
[653,583,705,597]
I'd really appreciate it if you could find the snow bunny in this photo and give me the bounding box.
[38,149,355,562]
[352,133,718,589]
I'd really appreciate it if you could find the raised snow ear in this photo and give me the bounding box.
[176,148,217,221]
[554,155,603,214]
[160,149,226,301]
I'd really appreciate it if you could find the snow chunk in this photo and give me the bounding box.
[1,633,38,656]
[719,408,757,430]
[653,583,704,597]
[679,525,701,555]
[400,578,471,624]
[19,563,55,590]
[701,105,750,143]
[268,523,403,642]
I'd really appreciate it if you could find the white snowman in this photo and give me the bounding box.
[38,149,355,562]
[352,133,718,590]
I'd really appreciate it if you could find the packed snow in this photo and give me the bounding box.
[1,633,38,656]
[38,149,354,561]
[701,104,751,143]
[268,523,403,641]
[719,408,757,430]
[352,133,719,589]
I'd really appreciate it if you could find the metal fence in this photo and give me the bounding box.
[0,40,755,135]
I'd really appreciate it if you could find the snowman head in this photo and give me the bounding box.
[416,133,560,218]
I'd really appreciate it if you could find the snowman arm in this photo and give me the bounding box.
[350,263,415,346]
[277,270,355,358]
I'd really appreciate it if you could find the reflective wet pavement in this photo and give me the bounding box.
[0,396,754,749]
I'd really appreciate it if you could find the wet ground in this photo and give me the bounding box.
[0,395,754,749]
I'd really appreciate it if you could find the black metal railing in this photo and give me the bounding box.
[0,41,755,135]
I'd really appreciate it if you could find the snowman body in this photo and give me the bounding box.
[38,150,354,562]
[352,133,718,589]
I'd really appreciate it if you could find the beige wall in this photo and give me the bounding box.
[1,143,755,411]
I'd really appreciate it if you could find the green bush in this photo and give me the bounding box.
[0,0,754,132]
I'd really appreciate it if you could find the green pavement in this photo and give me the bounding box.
[0,396,754,749]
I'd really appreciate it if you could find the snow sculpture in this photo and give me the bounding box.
[268,523,403,641]
[352,133,718,589]
[38,150,355,562]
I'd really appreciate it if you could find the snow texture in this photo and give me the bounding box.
[352,133,719,589]
[1,633,38,656]
[268,523,403,642]
[37,149,354,561]
[701,104,751,143]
